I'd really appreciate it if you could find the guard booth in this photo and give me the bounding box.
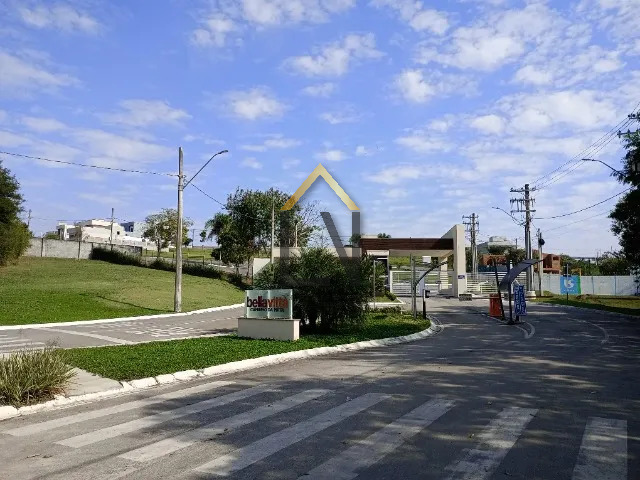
[359,224,467,298]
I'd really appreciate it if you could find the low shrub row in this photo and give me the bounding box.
[90,247,247,288]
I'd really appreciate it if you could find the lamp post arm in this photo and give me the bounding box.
[184,150,229,189]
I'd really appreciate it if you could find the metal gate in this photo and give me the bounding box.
[390,269,451,296]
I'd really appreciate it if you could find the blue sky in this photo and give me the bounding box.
[1,0,639,256]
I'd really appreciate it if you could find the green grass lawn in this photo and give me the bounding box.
[64,313,428,381]
[532,294,640,317]
[142,247,215,260]
[0,257,245,325]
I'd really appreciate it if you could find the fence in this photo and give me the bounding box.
[24,238,142,260]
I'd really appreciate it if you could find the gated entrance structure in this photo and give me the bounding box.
[359,225,467,297]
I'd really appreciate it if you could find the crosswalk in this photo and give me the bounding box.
[0,379,629,480]
[0,334,47,353]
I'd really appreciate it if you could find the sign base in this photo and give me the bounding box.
[238,318,300,341]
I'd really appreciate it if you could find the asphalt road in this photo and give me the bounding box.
[0,299,637,479]
[0,306,243,352]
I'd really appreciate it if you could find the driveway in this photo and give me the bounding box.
[0,299,637,479]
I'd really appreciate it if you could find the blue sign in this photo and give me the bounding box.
[560,275,581,295]
[514,284,527,316]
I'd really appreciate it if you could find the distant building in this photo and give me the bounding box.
[477,236,516,254]
[120,221,146,238]
[55,219,152,248]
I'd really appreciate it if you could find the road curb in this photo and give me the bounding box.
[0,319,441,421]
[0,304,244,331]
[534,301,639,319]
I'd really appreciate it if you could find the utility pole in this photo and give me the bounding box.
[294,220,298,248]
[27,209,32,229]
[174,147,184,313]
[463,213,479,277]
[270,199,275,265]
[537,229,544,296]
[510,184,536,295]
[110,207,115,249]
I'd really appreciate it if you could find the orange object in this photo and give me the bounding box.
[489,294,502,318]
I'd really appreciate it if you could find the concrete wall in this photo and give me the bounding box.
[442,224,466,296]
[24,238,142,260]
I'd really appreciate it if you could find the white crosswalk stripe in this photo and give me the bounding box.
[56,384,272,448]
[444,406,538,480]
[194,392,389,477]
[119,389,332,462]
[299,397,455,480]
[573,417,627,480]
[3,380,234,437]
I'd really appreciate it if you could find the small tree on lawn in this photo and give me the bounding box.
[0,160,30,266]
[143,208,193,258]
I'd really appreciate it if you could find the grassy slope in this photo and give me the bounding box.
[532,294,640,317]
[65,313,428,381]
[0,257,244,325]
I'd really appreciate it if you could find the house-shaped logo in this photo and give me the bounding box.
[281,163,359,211]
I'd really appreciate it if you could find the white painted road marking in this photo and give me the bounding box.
[4,380,234,437]
[194,393,389,476]
[39,327,135,345]
[56,385,272,448]
[120,389,332,462]
[299,397,455,480]
[573,417,627,480]
[445,406,538,480]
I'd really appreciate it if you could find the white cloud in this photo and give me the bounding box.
[415,4,562,71]
[100,100,191,128]
[470,114,506,135]
[0,130,32,148]
[282,158,300,169]
[0,50,78,96]
[372,0,449,35]
[241,135,301,151]
[242,157,263,169]
[355,145,368,156]
[191,16,236,47]
[0,110,7,124]
[301,83,336,97]
[394,69,433,103]
[395,133,450,153]
[383,188,408,199]
[241,0,355,26]
[284,33,383,77]
[367,165,425,185]
[319,107,360,124]
[513,65,553,86]
[19,4,100,34]
[315,149,346,162]
[225,88,286,120]
[20,116,67,132]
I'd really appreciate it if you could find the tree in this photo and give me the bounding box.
[44,232,60,240]
[0,161,30,266]
[505,248,526,267]
[143,208,193,257]
[488,245,508,255]
[610,131,640,268]
[202,188,318,275]
[377,233,391,238]
[348,233,362,247]
[598,251,631,275]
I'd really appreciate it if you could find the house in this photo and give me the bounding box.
[56,219,152,248]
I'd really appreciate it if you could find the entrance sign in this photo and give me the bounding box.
[514,284,527,316]
[560,275,581,295]
[245,289,293,320]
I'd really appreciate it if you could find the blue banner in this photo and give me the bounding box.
[560,275,581,295]
[514,284,527,316]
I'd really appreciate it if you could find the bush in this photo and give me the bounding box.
[254,248,372,332]
[0,220,31,266]
[0,347,75,406]
[91,247,224,280]
[385,291,397,301]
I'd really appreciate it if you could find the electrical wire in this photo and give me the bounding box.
[492,206,525,226]
[0,151,178,177]
[542,209,611,233]
[534,188,631,220]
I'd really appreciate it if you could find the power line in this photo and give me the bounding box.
[492,206,525,226]
[543,209,611,233]
[534,188,631,220]
[0,151,178,177]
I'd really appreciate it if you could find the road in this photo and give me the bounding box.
[0,299,637,479]
[0,306,243,352]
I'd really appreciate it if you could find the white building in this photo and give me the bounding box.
[477,235,516,254]
[56,219,153,248]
